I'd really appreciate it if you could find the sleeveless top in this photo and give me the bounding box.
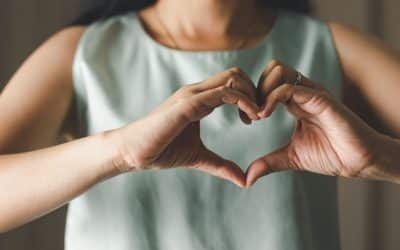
[67,10,343,250]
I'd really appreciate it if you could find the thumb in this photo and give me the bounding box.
[245,145,292,187]
[193,146,246,188]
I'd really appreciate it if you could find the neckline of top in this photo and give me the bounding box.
[128,9,285,57]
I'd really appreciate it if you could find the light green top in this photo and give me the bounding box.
[67,9,342,250]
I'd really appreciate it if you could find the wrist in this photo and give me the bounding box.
[101,104,191,174]
[95,128,137,179]
[362,133,400,183]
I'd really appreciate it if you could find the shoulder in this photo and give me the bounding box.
[72,12,139,63]
[38,26,87,71]
[327,21,400,86]
[39,25,86,56]
[42,26,87,60]
[46,26,86,59]
[50,26,87,46]
[326,21,394,57]
[31,26,87,88]
[19,26,87,90]
[327,21,369,49]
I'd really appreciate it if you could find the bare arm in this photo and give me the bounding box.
[0,132,119,232]
[0,26,122,232]
[0,26,260,231]
[0,27,84,153]
[329,22,400,135]
[244,61,400,186]
[241,24,400,186]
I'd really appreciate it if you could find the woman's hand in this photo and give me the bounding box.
[112,68,260,187]
[246,60,400,186]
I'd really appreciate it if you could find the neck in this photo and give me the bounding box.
[157,0,270,37]
[139,0,275,50]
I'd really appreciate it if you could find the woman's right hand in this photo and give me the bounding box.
[111,68,260,187]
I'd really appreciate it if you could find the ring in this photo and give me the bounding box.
[293,71,303,86]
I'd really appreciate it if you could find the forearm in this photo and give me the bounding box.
[360,134,400,184]
[0,131,120,232]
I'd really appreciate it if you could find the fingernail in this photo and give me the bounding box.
[257,111,266,118]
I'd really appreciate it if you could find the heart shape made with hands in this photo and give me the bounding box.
[193,60,329,188]
[128,59,344,189]
[142,59,373,189]
[238,60,308,187]
[170,60,321,188]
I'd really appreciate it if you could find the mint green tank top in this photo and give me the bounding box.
[67,10,342,250]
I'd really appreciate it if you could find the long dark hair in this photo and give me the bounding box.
[73,0,311,25]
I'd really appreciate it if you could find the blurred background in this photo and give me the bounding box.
[0,0,400,249]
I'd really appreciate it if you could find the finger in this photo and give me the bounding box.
[257,59,280,90]
[193,146,246,188]
[245,145,292,187]
[235,71,257,124]
[258,83,331,119]
[196,67,253,91]
[257,64,284,106]
[235,68,258,98]
[187,67,259,123]
[194,67,258,105]
[257,60,323,108]
[261,60,320,91]
[187,86,260,121]
[220,88,261,120]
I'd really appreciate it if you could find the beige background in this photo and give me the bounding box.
[0,0,399,249]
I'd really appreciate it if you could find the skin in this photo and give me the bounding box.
[246,60,400,186]
[0,0,400,232]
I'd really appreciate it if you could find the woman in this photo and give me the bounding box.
[0,0,399,249]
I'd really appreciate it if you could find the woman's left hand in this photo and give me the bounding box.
[245,60,394,187]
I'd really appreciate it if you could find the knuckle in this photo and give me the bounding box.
[229,66,243,75]
[176,84,197,97]
[275,65,285,76]
[225,67,242,81]
[268,59,282,69]
[227,75,241,89]
[269,92,279,101]
[281,83,293,90]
